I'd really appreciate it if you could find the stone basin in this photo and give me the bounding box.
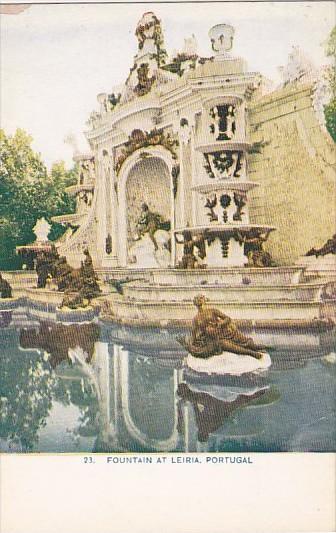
[149,266,304,286]
[121,281,325,304]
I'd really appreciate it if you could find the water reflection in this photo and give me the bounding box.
[177,383,272,443]
[0,316,335,452]
[20,322,100,368]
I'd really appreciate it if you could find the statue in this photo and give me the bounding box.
[53,256,78,292]
[176,231,206,269]
[36,252,50,289]
[306,234,336,257]
[107,92,121,110]
[79,249,101,302]
[235,229,276,267]
[182,34,198,56]
[86,110,101,129]
[34,247,101,308]
[35,246,60,288]
[134,63,156,97]
[279,46,316,86]
[105,234,112,255]
[179,295,267,359]
[0,273,12,299]
[135,203,170,251]
[33,218,51,243]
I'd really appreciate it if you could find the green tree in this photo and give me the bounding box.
[47,160,77,241]
[324,27,336,141]
[0,129,76,269]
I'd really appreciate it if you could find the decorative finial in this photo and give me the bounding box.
[33,218,51,242]
[209,23,235,59]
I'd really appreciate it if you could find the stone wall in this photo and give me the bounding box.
[248,83,335,265]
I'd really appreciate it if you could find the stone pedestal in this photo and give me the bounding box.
[205,236,247,267]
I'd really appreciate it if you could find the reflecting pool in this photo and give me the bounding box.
[0,310,335,453]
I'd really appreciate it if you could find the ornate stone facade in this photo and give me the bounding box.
[55,13,334,269]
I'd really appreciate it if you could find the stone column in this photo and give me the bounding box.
[102,151,119,268]
[95,154,108,266]
[190,121,198,227]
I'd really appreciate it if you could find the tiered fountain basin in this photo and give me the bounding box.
[191,181,258,193]
[98,265,332,326]
[102,293,323,325]
[2,271,37,290]
[1,266,333,327]
[52,213,86,225]
[195,140,250,154]
[174,224,275,235]
[121,282,325,304]
[65,183,94,196]
[296,254,336,281]
[99,266,303,286]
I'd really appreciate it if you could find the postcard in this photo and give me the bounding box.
[0,1,335,532]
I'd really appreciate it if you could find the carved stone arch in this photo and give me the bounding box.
[117,145,176,267]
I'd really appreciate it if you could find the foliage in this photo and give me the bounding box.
[324,100,336,141]
[0,129,76,269]
[0,328,100,451]
[324,26,336,142]
[0,333,56,451]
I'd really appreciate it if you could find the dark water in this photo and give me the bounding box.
[0,310,335,453]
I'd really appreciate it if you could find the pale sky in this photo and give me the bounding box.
[1,1,334,168]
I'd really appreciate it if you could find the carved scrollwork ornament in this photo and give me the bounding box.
[220,194,231,223]
[115,128,179,174]
[209,104,236,141]
[219,236,230,258]
[233,192,247,221]
[203,153,215,179]
[204,194,218,222]
[204,151,242,180]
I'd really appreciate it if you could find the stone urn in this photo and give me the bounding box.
[209,23,235,60]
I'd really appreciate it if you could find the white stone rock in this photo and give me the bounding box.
[186,352,272,376]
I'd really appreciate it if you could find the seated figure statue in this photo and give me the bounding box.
[180,295,267,360]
